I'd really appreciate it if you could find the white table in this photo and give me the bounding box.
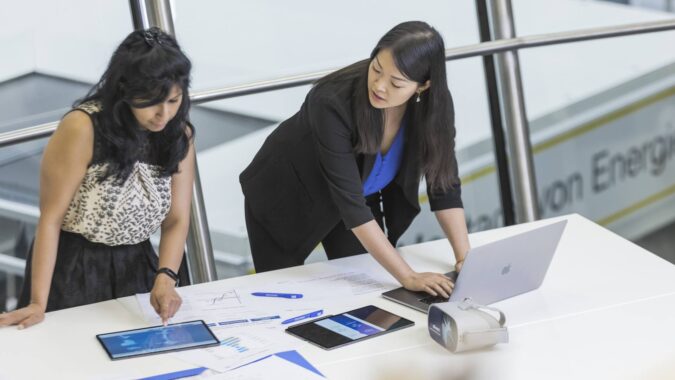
[1,214,674,379]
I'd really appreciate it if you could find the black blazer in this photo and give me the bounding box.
[240,76,463,254]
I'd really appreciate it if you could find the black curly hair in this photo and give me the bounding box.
[76,27,193,183]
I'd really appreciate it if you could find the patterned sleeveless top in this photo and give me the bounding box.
[61,101,172,246]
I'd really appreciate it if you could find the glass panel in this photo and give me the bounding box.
[520,25,675,263]
[0,138,44,312]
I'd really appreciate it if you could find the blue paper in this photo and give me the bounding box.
[139,366,207,380]
[238,350,324,378]
[274,350,324,377]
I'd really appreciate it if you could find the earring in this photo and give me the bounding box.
[416,91,421,103]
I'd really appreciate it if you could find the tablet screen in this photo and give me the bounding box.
[285,305,414,350]
[97,320,219,360]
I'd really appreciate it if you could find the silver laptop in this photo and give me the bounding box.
[382,220,567,313]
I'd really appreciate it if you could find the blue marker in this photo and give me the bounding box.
[281,310,324,325]
[251,292,304,299]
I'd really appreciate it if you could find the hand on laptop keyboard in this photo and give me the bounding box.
[417,272,457,305]
[401,272,454,299]
[419,295,449,305]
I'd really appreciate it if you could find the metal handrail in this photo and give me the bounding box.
[1,17,674,149]
[0,121,59,148]
[193,18,675,102]
[190,69,335,104]
[0,253,25,276]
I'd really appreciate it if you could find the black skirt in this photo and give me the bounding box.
[18,230,189,312]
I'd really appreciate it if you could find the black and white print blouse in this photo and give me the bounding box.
[60,101,172,246]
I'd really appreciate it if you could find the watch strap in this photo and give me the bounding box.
[156,267,180,286]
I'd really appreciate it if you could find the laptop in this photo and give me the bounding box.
[382,220,567,313]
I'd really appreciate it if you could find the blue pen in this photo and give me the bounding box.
[281,310,324,325]
[251,292,304,299]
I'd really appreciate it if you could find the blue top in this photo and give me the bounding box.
[363,124,406,196]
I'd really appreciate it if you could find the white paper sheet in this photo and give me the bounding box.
[239,270,389,309]
[135,288,246,324]
[295,271,389,296]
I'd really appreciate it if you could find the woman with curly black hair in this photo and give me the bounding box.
[0,27,195,329]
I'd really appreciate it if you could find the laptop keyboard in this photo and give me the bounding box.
[417,271,456,305]
[418,295,449,305]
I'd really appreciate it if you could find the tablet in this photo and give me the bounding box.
[96,320,220,360]
[285,305,414,350]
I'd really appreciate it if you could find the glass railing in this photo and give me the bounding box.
[519,32,675,257]
[0,137,44,312]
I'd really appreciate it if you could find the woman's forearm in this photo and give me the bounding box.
[157,219,189,273]
[29,221,62,310]
[435,208,470,263]
[351,220,414,283]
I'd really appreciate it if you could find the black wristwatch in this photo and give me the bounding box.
[156,267,180,286]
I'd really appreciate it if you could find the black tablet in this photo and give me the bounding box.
[96,320,220,360]
[285,305,414,350]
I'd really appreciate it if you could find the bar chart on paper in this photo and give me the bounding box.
[220,336,249,353]
[174,331,280,372]
[217,331,271,355]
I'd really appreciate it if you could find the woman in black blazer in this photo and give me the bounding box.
[240,21,470,298]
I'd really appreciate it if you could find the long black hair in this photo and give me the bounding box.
[76,27,193,183]
[316,21,458,192]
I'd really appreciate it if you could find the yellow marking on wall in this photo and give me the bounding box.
[462,165,496,185]
[533,86,675,154]
[419,165,496,204]
[598,184,675,226]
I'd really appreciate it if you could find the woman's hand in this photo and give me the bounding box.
[401,272,454,298]
[0,303,46,330]
[150,275,182,325]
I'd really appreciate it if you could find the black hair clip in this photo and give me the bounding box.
[143,27,163,47]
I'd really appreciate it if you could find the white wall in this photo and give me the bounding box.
[630,0,675,11]
[32,0,132,83]
[172,0,493,147]
[515,0,675,119]
[0,0,37,82]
